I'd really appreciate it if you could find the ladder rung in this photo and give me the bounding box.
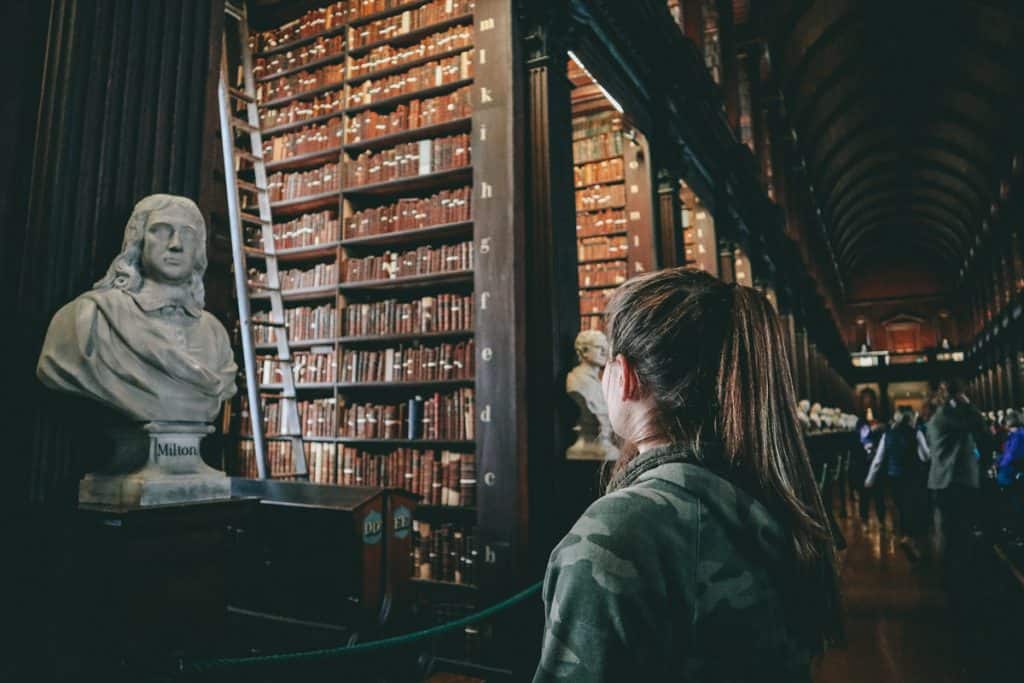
[235,149,264,164]
[237,179,267,194]
[240,211,271,226]
[231,117,258,133]
[243,245,271,258]
[229,87,255,104]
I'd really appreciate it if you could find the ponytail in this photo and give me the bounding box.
[605,268,842,649]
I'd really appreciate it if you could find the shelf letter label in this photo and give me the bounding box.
[479,48,487,64]
[629,210,641,221]
[480,87,494,104]
[480,237,491,254]
[479,123,488,141]
[480,291,490,310]
[480,404,492,422]
[485,546,497,564]
[630,160,640,170]
[484,472,496,486]
[481,347,494,362]
[481,182,493,199]
[630,184,639,194]
[480,17,495,31]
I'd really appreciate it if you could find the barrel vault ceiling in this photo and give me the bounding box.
[771,0,1024,293]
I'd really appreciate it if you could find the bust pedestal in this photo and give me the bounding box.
[79,421,230,506]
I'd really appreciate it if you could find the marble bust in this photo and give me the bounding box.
[566,330,620,461]
[36,194,237,506]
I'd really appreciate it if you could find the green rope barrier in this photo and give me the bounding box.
[186,580,543,672]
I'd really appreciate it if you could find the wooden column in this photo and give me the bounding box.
[657,170,684,268]
[624,133,658,276]
[523,7,581,567]
[15,0,223,506]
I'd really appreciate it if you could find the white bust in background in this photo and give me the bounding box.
[796,399,812,431]
[37,194,237,423]
[566,330,620,461]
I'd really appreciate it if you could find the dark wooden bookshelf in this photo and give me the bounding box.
[340,220,472,248]
[414,505,477,523]
[254,337,339,351]
[576,203,626,214]
[574,178,625,190]
[336,330,474,345]
[256,50,347,83]
[572,151,623,166]
[251,284,338,302]
[347,13,474,58]
[576,230,628,239]
[337,438,475,449]
[258,382,336,391]
[578,283,620,292]
[253,23,348,58]
[264,146,343,173]
[343,116,472,154]
[258,242,341,262]
[345,77,473,115]
[264,112,344,137]
[260,80,346,109]
[269,190,340,216]
[342,166,472,197]
[338,270,472,292]
[346,45,474,87]
[335,378,473,390]
[577,256,627,265]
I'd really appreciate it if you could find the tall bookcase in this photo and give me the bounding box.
[681,178,718,275]
[568,56,656,332]
[227,0,526,615]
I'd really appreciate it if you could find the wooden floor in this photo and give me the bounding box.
[815,499,970,683]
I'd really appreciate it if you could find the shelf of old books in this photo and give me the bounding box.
[568,55,656,332]
[680,179,718,275]
[232,0,484,603]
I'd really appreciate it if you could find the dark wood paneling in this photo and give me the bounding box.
[657,171,684,268]
[624,133,658,275]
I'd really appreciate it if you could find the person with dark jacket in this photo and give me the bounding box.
[866,410,929,555]
[997,410,1024,543]
[534,269,841,682]
[926,383,985,585]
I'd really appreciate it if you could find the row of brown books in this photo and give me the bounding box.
[572,110,623,141]
[344,187,471,238]
[576,208,626,238]
[578,235,628,262]
[339,339,474,383]
[576,184,626,212]
[253,35,346,82]
[255,62,345,105]
[573,132,624,166]
[347,52,473,109]
[345,133,470,187]
[341,294,473,336]
[253,304,337,343]
[267,162,341,202]
[338,448,475,506]
[339,389,474,440]
[580,313,605,332]
[249,262,339,291]
[574,158,624,187]
[345,87,472,144]
[412,522,478,586]
[256,349,337,385]
[349,0,475,50]
[260,91,346,131]
[263,117,344,163]
[580,288,614,316]
[344,241,473,282]
[240,396,337,437]
[579,262,627,288]
[235,440,336,479]
[249,1,350,53]
[267,211,342,250]
[349,25,472,79]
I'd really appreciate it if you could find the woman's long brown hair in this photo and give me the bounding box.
[605,267,841,648]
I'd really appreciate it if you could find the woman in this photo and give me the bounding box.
[865,410,929,556]
[534,269,841,682]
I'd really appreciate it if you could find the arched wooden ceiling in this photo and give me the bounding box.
[774,0,1023,285]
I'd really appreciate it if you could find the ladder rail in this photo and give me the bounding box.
[224,1,308,479]
[217,40,269,480]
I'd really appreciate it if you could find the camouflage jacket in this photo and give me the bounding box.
[534,444,813,682]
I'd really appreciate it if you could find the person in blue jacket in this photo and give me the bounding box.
[997,410,1024,543]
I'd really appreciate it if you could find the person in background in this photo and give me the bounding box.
[534,269,841,682]
[865,409,929,558]
[926,380,985,591]
[996,410,1024,544]
[849,416,879,528]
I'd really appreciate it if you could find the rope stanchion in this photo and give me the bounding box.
[184,580,543,673]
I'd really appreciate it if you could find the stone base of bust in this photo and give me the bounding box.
[79,421,230,507]
[566,435,621,462]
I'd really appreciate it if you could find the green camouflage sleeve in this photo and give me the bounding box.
[533,484,700,682]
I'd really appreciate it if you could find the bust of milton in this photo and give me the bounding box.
[36,194,237,423]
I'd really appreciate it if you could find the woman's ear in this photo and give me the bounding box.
[619,354,641,401]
